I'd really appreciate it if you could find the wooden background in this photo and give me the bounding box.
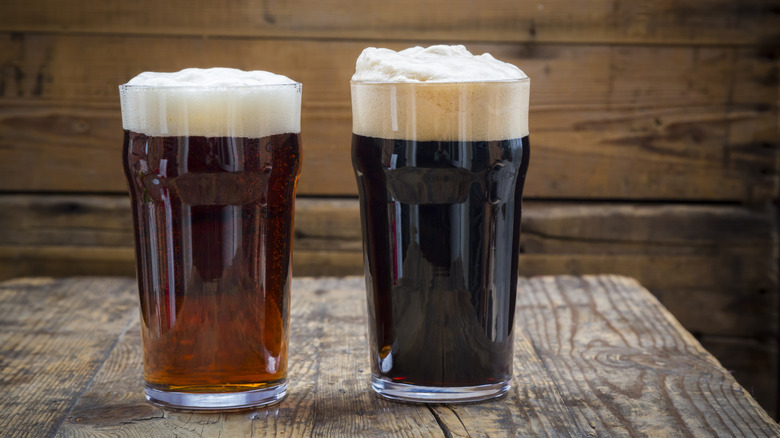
[0,0,778,416]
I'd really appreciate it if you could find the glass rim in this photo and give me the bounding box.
[119,82,302,90]
[350,77,529,86]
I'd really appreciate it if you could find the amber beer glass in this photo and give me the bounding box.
[351,47,530,402]
[119,69,302,409]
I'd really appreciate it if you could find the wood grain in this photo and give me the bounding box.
[0,195,775,338]
[0,277,138,438]
[515,275,780,436]
[3,35,777,106]
[2,276,776,436]
[3,194,773,412]
[701,335,778,422]
[1,246,775,339]
[56,278,481,437]
[1,34,776,198]
[0,0,776,429]
[1,101,776,199]
[1,0,778,45]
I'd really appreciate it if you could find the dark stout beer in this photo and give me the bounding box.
[350,45,530,402]
[123,131,301,393]
[352,134,529,387]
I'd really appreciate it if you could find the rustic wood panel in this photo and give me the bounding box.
[4,195,775,250]
[0,195,775,339]
[0,244,774,341]
[0,245,366,288]
[0,34,776,199]
[0,195,135,246]
[3,35,777,107]
[0,277,138,438]
[2,276,776,436]
[3,195,776,256]
[1,0,778,45]
[1,101,776,200]
[0,0,775,426]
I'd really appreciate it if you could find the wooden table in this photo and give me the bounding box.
[1,276,777,437]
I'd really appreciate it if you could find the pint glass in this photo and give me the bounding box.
[120,69,302,410]
[351,49,530,403]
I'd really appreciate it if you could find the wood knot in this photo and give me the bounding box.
[586,342,702,374]
[624,352,695,374]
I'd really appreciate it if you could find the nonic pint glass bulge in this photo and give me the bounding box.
[351,46,530,403]
[120,68,301,410]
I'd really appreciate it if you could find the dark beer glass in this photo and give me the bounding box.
[120,70,302,410]
[351,79,530,402]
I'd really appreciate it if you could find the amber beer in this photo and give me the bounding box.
[351,46,530,403]
[120,69,301,410]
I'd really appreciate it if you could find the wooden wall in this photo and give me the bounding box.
[1,0,778,415]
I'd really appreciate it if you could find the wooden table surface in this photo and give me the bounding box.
[1,275,777,437]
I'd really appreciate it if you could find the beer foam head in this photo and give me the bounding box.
[351,45,529,141]
[120,68,301,137]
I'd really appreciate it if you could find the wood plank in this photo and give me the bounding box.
[0,277,138,438]
[0,196,357,248]
[1,101,776,199]
[0,246,137,280]
[516,275,779,436]
[56,277,580,436]
[2,195,775,252]
[0,196,775,413]
[4,195,777,254]
[0,244,366,280]
[7,276,770,435]
[0,195,135,247]
[3,35,777,107]
[516,255,777,339]
[522,203,776,253]
[0,0,778,45]
[431,329,586,436]
[1,35,776,198]
[700,336,778,417]
[0,246,774,340]
[0,195,775,338]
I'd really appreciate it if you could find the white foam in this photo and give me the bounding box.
[351,46,529,141]
[120,68,301,138]
[352,45,527,83]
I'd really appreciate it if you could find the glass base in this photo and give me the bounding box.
[144,381,287,411]
[371,375,510,403]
